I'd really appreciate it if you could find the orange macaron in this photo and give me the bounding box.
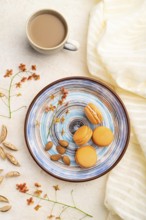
[92,126,114,146]
[84,103,103,124]
[75,145,97,168]
[73,125,92,146]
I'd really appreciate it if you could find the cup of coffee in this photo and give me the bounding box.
[26,9,79,54]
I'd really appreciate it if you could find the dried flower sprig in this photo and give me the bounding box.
[27,197,34,205]
[61,128,65,136]
[0,64,40,119]
[16,183,29,193]
[46,87,69,138]
[16,182,93,219]
[34,182,41,188]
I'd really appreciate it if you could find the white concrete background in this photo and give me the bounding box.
[0,0,108,219]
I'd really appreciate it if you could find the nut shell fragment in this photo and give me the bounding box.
[6,153,20,166]
[5,171,20,177]
[0,195,9,203]
[0,176,4,184]
[0,147,6,160]
[0,205,11,212]
[3,142,18,151]
[0,125,7,144]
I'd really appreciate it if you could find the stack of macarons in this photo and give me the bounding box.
[73,103,114,169]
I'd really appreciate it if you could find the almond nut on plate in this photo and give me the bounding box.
[56,145,66,155]
[45,141,53,151]
[50,154,61,161]
[62,155,70,166]
[58,140,69,148]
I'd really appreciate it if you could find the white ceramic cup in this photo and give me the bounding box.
[26,9,79,55]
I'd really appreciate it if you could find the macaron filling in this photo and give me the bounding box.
[86,105,102,123]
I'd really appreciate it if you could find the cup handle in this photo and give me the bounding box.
[63,40,80,51]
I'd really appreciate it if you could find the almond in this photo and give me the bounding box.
[58,140,69,148]
[50,154,61,161]
[45,141,53,151]
[56,146,66,155]
[62,155,70,166]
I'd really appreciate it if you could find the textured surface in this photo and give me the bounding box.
[0,0,109,220]
[87,1,146,220]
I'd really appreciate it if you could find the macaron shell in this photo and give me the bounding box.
[75,145,97,168]
[84,107,97,124]
[88,103,103,123]
[77,128,92,146]
[73,125,92,146]
[73,126,88,142]
[84,103,103,124]
[93,126,114,146]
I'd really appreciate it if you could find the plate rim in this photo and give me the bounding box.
[24,76,130,182]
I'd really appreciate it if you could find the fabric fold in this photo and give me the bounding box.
[87,1,146,219]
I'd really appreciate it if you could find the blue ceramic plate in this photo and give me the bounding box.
[25,77,130,182]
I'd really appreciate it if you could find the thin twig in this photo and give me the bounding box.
[25,70,35,75]
[0,114,10,118]
[25,192,93,218]
[12,106,27,113]
[7,70,31,118]
[10,93,22,98]
[59,206,68,218]
[17,74,23,79]
[80,215,88,220]
[7,71,22,118]
[50,189,57,215]
[71,190,76,207]
[1,97,9,107]
[37,197,42,205]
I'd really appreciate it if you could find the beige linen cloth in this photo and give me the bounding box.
[87,1,146,220]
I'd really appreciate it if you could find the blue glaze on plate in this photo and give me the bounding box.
[25,78,130,182]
